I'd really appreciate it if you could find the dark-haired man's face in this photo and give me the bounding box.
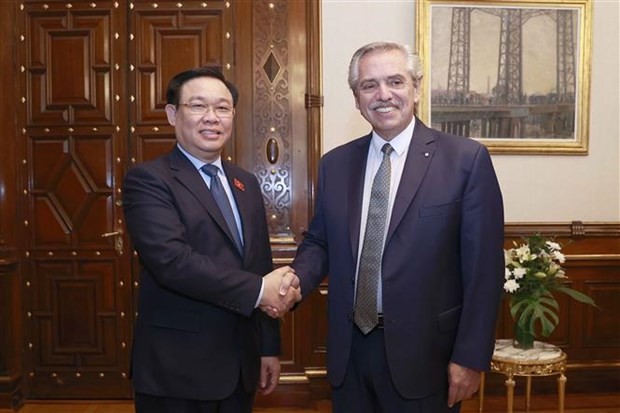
[164,77,235,163]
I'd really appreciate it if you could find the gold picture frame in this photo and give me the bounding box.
[415,0,592,154]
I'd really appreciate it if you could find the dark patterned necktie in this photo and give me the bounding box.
[201,164,243,255]
[354,143,393,334]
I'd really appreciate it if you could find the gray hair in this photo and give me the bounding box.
[347,42,423,93]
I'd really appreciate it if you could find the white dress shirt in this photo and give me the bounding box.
[355,118,416,312]
[176,143,244,245]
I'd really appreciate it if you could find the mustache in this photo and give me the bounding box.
[369,101,399,110]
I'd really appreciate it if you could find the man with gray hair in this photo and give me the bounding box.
[290,41,505,412]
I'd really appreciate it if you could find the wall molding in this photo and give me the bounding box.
[505,221,620,238]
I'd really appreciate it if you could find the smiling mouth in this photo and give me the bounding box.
[200,129,221,137]
[375,106,396,113]
[370,101,399,113]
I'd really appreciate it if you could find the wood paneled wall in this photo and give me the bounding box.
[487,222,620,396]
[0,0,23,410]
[1,0,321,407]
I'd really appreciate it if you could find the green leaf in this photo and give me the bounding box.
[539,295,559,310]
[510,297,534,320]
[555,286,599,308]
[512,295,560,338]
[530,303,559,337]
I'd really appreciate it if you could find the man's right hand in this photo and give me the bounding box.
[259,266,301,318]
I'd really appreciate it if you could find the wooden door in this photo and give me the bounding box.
[17,0,132,398]
[16,0,321,400]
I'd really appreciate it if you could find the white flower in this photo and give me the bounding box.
[515,245,532,262]
[504,279,520,293]
[553,250,566,263]
[513,267,527,279]
[548,262,560,275]
[504,236,597,342]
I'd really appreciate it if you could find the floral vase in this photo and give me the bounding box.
[513,323,535,350]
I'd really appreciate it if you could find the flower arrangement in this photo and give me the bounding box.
[504,234,597,349]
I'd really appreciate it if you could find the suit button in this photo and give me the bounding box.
[347,313,353,321]
[350,277,355,285]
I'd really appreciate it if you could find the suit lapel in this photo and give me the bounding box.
[386,120,436,243]
[348,134,372,262]
[168,148,243,257]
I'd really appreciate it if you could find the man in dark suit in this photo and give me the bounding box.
[290,42,505,412]
[123,67,300,413]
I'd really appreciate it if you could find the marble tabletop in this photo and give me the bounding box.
[493,338,565,363]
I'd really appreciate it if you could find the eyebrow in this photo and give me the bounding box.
[184,96,232,104]
[359,74,406,84]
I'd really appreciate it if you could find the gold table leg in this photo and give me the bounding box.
[526,375,532,411]
[490,341,567,413]
[478,371,485,412]
[505,373,515,413]
[558,373,567,413]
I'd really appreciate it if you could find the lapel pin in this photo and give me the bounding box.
[424,152,430,158]
[233,178,245,191]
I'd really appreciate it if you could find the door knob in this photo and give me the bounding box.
[101,230,123,238]
[101,230,124,255]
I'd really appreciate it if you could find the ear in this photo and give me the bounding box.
[412,88,421,105]
[164,104,177,126]
[354,93,360,110]
[412,76,422,105]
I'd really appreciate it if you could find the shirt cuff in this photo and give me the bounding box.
[254,279,265,308]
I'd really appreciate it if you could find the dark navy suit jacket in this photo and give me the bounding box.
[292,119,504,398]
[123,146,279,400]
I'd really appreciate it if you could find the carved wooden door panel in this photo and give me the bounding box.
[128,1,233,162]
[16,0,233,399]
[17,1,132,398]
[17,0,320,400]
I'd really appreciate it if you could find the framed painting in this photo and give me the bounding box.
[415,0,592,154]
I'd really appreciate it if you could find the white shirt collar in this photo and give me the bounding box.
[370,117,416,157]
[177,143,223,172]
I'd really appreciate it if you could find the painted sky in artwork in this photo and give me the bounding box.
[431,6,579,95]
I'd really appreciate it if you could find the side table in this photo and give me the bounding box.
[479,339,567,413]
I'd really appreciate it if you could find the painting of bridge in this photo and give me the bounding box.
[424,2,588,151]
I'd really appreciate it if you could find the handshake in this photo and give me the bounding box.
[259,266,302,319]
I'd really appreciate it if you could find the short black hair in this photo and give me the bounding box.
[165,67,239,107]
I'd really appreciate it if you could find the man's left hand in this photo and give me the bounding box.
[259,356,281,395]
[447,362,480,408]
